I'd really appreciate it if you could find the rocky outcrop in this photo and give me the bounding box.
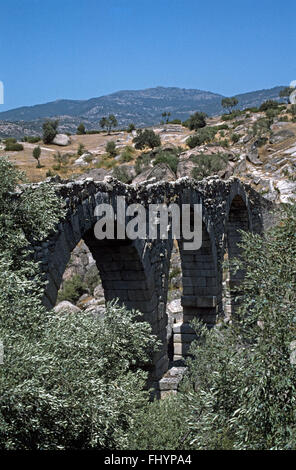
[52,133,71,146]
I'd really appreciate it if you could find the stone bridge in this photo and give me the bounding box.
[32,175,273,386]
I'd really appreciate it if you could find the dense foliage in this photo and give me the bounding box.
[133,129,161,150]
[42,119,59,144]
[183,112,207,131]
[191,153,228,180]
[0,157,159,449]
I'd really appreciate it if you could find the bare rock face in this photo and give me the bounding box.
[76,168,111,181]
[73,152,94,166]
[270,129,294,144]
[54,301,82,314]
[132,163,176,184]
[246,149,263,165]
[53,133,71,146]
[177,158,196,178]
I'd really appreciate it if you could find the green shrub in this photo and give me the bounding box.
[4,138,17,145]
[57,274,87,304]
[153,151,178,174]
[106,141,118,157]
[184,204,296,450]
[231,133,240,143]
[127,123,135,133]
[45,169,56,178]
[221,110,243,121]
[120,145,135,163]
[112,166,132,184]
[135,153,151,175]
[53,151,70,166]
[77,143,85,156]
[252,117,272,137]
[42,120,59,144]
[127,396,188,450]
[0,157,159,450]
[23,135,41,143]
[169,119,182,124]
[133,129,161,150]
[32,145,41,168]
[4,142,24,151]
[259,100,280,111]
[186,127,216,148]
[289,104,296,116]
[183,112,207,131]
[191,153,228,180]
[76,123,86,135]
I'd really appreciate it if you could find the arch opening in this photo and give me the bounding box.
[224,194,250,316]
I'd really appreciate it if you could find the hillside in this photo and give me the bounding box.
[1,100,295,204]
[0,85,285,138]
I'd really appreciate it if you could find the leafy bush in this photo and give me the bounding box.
[106,141,118,157]
[4,138,16,145]
[183,204,296,450]
[133,129,161,150]
[169,119,182,124]
[252,117,272,137]
[135,153,152,175]
[77,143,85,156]
[259,100,280,111]
[191,153,228,180]
[4,142,24,151]
[120,145,135,163]
[221,110,243,121]
[57,274,87,304]
[0,157,159,449]
[42,120,59,144]
[127,396,188,450]
[127,123,135,133]
[32,145,41,168]
[183,112,207,131]
[76,123,86,135]
[23,135,41,143]
[186,127,216,148]
[53,151,70,166]
[153,151,178,174]
[112,166,132,184]
[231,133,240,143]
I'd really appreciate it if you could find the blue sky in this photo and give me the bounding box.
[0,0,295,111]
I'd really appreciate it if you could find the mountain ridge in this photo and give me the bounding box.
[0,85,285,138]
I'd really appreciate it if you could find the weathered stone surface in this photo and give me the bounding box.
[54,301,82,314]
[26,175,273,384]
[52,133,71,146]
[132,163,176,184]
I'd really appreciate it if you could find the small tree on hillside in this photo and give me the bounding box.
[132,129,161,150]
[100,115,118,134]
[127,123,135,133]
[105,141,118,157]
[77,123,86,135]
[32,145,41,168]
[221,97,239,114]
[161,112,171,124]
[42,120,59,144]
[184,111,207,130]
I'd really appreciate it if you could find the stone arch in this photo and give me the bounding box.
[223,190,252,316]
[36,195,170,384]
[174,214,219,360]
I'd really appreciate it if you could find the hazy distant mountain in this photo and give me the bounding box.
[0,86,285,138]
